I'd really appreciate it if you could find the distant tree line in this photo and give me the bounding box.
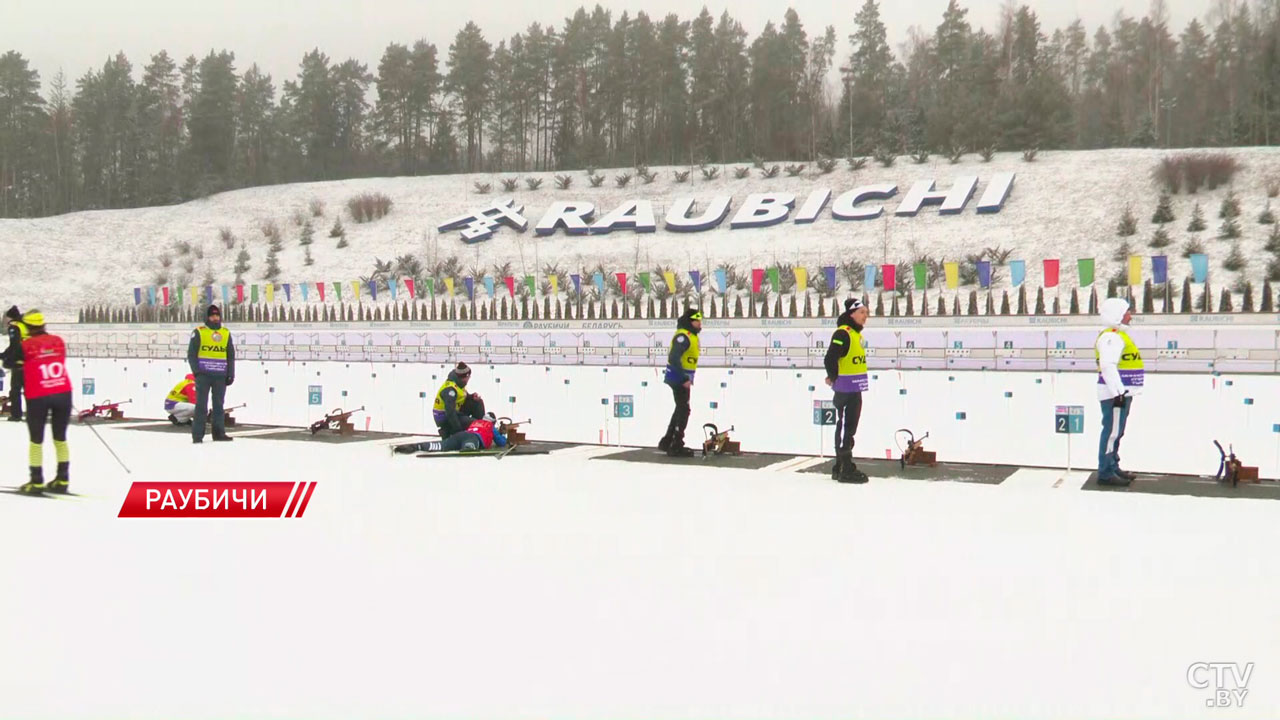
[2,0,1279,218]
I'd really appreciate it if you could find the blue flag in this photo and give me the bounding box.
[284,283,292,302]
[570,274,581,294]
[1152,255,1168,284]
[147,286,157,305]
[301,283,310,302]
[864,264,877,291]
[823,266,837,291]
[593,272,605,295]
[484,276,495,297]
[714,268,727,293]
[221,285,229,305]
[133,287,142,305]
[1009,260,1026,287]
[1189,253,1209,283]
[389,278,398,300]
[689,270,702,293]
[205,286,214,304]
[464,276,475,300]
[977,261,992,288]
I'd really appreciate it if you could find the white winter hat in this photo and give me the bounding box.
[1100,297,1131,327]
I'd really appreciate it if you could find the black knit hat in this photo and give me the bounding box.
[844,297,865,312]
[5,305,20,321]
[207,304,221,318]
[454,362,471,378]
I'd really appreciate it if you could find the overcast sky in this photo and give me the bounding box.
[11,0,1206,89]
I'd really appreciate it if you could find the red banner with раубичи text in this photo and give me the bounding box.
[117,482,316,518]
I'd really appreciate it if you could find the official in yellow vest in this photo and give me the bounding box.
[1095,297,1143,486]
[658,308,702,456]
[824,298,870,483]
[186,305,235,443]
[3,305,28,421]
[433,362,484,437]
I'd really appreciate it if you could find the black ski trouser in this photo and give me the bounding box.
[401,431,485,454]
[193,374,227,441]
[664,382,691,444]
[833,391,863,456]
[26,392,71,446]
[9,367,23,417]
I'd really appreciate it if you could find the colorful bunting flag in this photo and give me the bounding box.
[301,283,309,302]
[463,277,474,300]
[751,268,764,294]
[863,265,876,292]
[570,274,581,294]
[1043,259,1060,288]
[265,283,274,303]
[350,280,361,300]
[505,276,516,297]
[944,262,959,289]
[689,270,702,293]
[639,272,651,292]
[484,276,495,297]
[1077,258,1095,286]
[913,263,927,289]
[525,275,536,296]
[766,267,780,292]
[714,268,727,293]
[1009,260,1026,287]
[1127,255,1142,286]
[664,271,677,293]
[334,281,342,301]
[369,279,377,302]
[550,274,559,295]
[794,267,808,293]
[976,260,991,289]
[389,278,397,300]
[444,277,454,297]
[405,278,415,298]
[317,282,325,302]
[133,288,141,305]
[1189,253,1209,283]
[823,266,836,291]
[593,272,605,296]
[162,287,170,306]
[881,264,896,291]
[616,272,628,295]
[1152,255,1168,284]
[236,285,245,303]
[251,285,259,303]
[147,287,157,305]
[284,284,292,302]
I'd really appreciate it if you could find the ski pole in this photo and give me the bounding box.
[74,407,132,474]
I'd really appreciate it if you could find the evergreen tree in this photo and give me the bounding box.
[1149,227,1171,248]
[1187,202,1206,232]
[1151,193,1174,224]
[1117,204,1137,236]
[299,219,314,245]
[446,22,493,172]
[1219,190,1241,219]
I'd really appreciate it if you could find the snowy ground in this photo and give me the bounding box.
[4,147,1280,322]
[1,421,1277,719]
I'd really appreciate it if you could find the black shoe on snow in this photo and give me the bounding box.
[666,445,695,458]
[1096,474,1131,487]
[7,415,22,422]
[193,437,203,444]
[168,414,179,425]
[1115,468,1137,481]
[658,436,672,452]
[212,434,233,442]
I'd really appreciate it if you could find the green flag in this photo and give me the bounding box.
[766,267,780,292]
[175,286,182,305]
[425,278,435,295]
[913,262,927,289]
[1077,258,1095,286]
[251,284,258,303]
[334,282,342,301]
[639,272,651,292]
[524,274,536,295]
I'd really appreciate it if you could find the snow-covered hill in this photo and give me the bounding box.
[3,148,1279,321]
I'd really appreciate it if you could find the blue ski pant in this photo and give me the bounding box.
[1098,394,1132,478]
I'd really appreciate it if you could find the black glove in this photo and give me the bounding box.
[1111,392,1127,408]
[226,376,234,387]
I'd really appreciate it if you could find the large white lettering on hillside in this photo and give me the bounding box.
[437,173,1015,242]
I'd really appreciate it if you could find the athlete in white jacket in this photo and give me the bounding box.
[1095,297,1144,485]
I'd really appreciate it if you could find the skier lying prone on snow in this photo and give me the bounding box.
[393,412,508,454]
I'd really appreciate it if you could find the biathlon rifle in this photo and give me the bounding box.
[309,406,364,434]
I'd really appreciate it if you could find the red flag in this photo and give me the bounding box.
[616,272,628,295]
[161,287,170,306]
[1043,259,1060,288]
[881,264,896,291]
[504,276,515,297]
[235,285,244,303]
[318,282,326,302]
[404,278,415,298]
[751,268,764,293]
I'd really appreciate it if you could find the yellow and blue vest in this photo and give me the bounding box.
[433,379,467,423]
[663,328,700,384]
[1096,327,1144,388]
[195,327,230,375]
[832,324,869,393]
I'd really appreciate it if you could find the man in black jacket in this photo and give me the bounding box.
[658,308,702,457]
[433,363,484,438]
[186,305,235,443]
[2,305,27,421]
[824,298,870,483]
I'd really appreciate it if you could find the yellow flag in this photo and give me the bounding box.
[944,262,959,289]
[265,283,274,303]
[550,274,559,295]
[794,267,808,293]
[350,280,360,300]
[1128,255,1142,286]
[444,277,455,296]
[189,287,198,304]
[662,271,676,293]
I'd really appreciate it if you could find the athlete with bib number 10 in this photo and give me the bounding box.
[15,310,73,495]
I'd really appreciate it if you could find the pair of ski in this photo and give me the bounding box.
[415,444,546,460]
[0,487,90,500]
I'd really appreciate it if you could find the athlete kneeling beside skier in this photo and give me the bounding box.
[394,412,508,454]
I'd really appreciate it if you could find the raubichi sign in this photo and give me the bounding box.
[438,173,1014,243]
